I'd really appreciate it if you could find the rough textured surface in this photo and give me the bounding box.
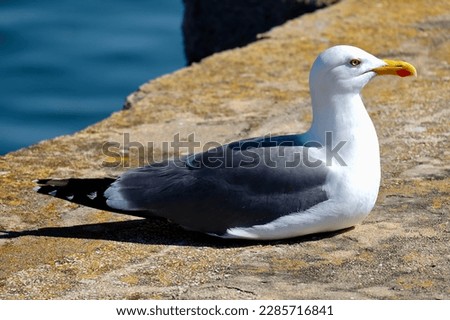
[1,0,449,299]
[183,0,340,64]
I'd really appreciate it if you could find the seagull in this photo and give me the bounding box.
[35,45,416,240]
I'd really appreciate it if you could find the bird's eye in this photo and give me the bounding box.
[349,59,361,66]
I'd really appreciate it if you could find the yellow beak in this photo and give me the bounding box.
[372,59,417,77]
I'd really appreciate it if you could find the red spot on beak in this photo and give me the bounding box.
[396,69,411,77]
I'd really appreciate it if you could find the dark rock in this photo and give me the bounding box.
[182,0,339,64]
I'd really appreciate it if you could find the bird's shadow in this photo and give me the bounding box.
[0,217,353,248]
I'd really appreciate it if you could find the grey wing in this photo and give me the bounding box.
[105,145,330,235]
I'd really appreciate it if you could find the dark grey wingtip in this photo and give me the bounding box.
[32,177,133,215]
[34,178,70,187]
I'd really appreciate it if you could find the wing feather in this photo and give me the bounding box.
[105,138,329,235]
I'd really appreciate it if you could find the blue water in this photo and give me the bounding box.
[0,0,185,155]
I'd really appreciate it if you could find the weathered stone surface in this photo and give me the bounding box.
[183,0,340,64]
[1,0,449,299]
